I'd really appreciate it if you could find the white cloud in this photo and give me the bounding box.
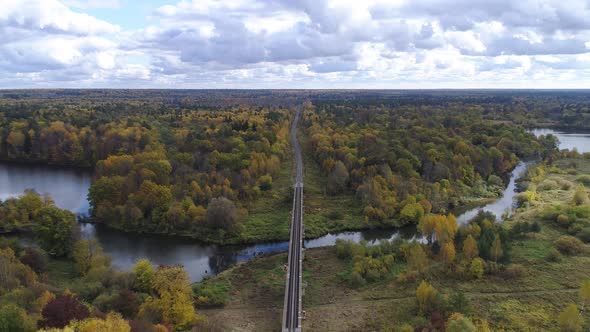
[1,0,590,88]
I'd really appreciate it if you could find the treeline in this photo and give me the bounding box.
[303,102,558,227]
[0,191,214,332]
[0,101,291,241]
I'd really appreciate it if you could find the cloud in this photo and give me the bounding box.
[1,0,590,88]
[0,0,119,35]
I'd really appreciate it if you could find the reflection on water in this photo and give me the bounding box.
[0,163,91,215]
[80,222,419,281]
[456,162,532,224]
[530,128,590,153]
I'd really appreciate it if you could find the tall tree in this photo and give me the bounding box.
[33,207,76,257]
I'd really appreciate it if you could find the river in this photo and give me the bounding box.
[2,128,589,281]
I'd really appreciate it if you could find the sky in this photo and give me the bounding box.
[1,0,590,89]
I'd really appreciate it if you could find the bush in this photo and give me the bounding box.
[0,304,36,332]
[577,175,590,186]
[545,248,563,262]
[573,187,589,206]
[538,179,559,191]
[470,258,485,279]
[258,175,273,191]
[500,264,526,279]
[40,294,90,328]
[193,278,230,307]
[554,235,585,255]
[556,214,571,227]
[19,248,47,273]
[515,191,536,207]
[577,228,590,243]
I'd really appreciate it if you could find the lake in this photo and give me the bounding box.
[2,127,589,281]
[0,163,91,214]
[530,128,590,153]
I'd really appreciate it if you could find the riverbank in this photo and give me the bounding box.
[197,156,590,331]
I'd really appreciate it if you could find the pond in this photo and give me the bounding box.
[2,127,588,281]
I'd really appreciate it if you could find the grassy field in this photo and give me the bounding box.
[198,157,590,331]
[240,158,294,243]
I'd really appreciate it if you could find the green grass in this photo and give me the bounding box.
[193,276,231,307]
[240,158,293,243]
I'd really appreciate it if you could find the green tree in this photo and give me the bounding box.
[0,304,35,332]
[34,207,76,257]
[327,161,349,195]
[470,258,485,279]
[72,239,109,276]
[132,259,155,293]
[258,175,273,191]
[206,197,239,232]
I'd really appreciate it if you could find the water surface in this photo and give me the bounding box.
[0,163,91,214]
[530,128,590,153]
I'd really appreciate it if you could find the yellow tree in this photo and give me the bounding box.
[71,312,130,332]
[418,215,437,243]
[558,304,584,332]
[580,279,590,310]
[132,259,154,293]
[434,214,458,243]
[441,242,456,266]
[416,280,438,314]
[462,235,479,261]
[490,237,503,262]
[152,265,196,329]
[406,244,429,273]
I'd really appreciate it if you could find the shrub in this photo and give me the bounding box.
[538,179,559,191]
[577,175,590,186]
[0,304,36,332]
[19,247,46,273]
[577,228,590,243]
[556,214,572,227]
[193,278,230,307]
[500,264,526,279]
[258,175,273,191]
[447,317,476,332]
[573,187,589,206]
[554,235,585,255]
[515,191,536,207]
[470,258,485,279]
[546,248,563,262]
[40,294,90,328]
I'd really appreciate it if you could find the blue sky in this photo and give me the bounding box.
[1,0,590,88]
